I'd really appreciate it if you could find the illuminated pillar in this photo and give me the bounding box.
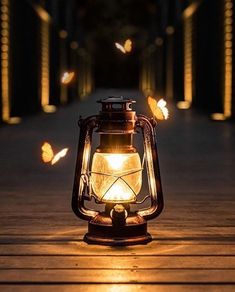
[1,0,10,121]
[41,18,56,113]
[183,17,193,106]
[177,3,200,110]
[32,4,56,113]
[0,0,20,123]
[41,20,49,110]
[177,15,193,110]
[211,0,233,120]
[223,0,233,118]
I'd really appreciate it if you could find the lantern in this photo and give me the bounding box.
[72,96,163,245]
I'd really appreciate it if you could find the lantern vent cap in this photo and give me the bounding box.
[98,96,136,112]
[97,96,136,104]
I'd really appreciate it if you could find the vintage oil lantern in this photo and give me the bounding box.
[72,96,163,245]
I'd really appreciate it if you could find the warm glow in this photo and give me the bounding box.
[34,4,50,22]
[41,142,68,165]
[183,2,200,19]
[43,105,57,113]
[61,71,75,84]
[166,26,175,35]
[70,41,79,50]
[211,113,227,121]
[91,152,142,203]
[105,154,126,170]
[124,39,132,52]
[115,39,132,54]
[7,117,21,124]
[177,100,191,109]
[147,96,169,120]
[59,30,68,39]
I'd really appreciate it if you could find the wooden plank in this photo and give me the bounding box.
[0,284,234,292]
[2,222,235,232]
[0,269,234,283]
[0,237,233,245]
[1,255,235,269]
[0,243,235,256]
[1,226,234,242]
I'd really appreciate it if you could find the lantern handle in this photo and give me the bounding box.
[136,114,164,220]
[71,115,99,221]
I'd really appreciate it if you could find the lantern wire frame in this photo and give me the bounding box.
[80,152,151,204]
[71,114,163,222]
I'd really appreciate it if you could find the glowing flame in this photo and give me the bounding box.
[147,96,169,120]
[115,39,132,54]
[61,72,75,84]
[41,142,68,165]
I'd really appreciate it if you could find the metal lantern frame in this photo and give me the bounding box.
[72,97,163,245]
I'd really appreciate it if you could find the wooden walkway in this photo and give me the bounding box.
[0,89,235,291]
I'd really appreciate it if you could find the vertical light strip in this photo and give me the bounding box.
[177,16,193,110]
[177,2,200,110]
[141,49,155,97]
[41,20,50,111]
[33,5,55,113]
[1,0,10,121]
[224,0,233,118]
[184,16,193,105]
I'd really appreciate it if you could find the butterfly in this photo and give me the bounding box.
[147,96,169,120]
[115,39,132,54]
[61,72,75,84]
[41,142,69,165]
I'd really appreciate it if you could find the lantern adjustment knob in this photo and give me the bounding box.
[110,204,128,227]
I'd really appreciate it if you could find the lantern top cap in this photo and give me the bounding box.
[97,96,136,104]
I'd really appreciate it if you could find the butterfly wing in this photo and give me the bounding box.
[51,148,69,165]
[115,42,126,54]
[148,96,158,116]
[124,39,132,53]
[61,72,75,84]
[147,96,168,120]
[157,98,169,120]
[41,142,54,163]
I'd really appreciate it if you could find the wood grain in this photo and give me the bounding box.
[1,255,235,269]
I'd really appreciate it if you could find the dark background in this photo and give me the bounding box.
[0,0,234,121]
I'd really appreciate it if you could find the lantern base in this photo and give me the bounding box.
[84,213,152,246]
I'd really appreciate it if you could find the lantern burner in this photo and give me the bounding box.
[110,204,128,227]
[84,203,151,245]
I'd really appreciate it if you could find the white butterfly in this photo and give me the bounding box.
[41,142,68,165]
[61,72,75,84]
[147,96,169,120]
[115,39,132,54]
